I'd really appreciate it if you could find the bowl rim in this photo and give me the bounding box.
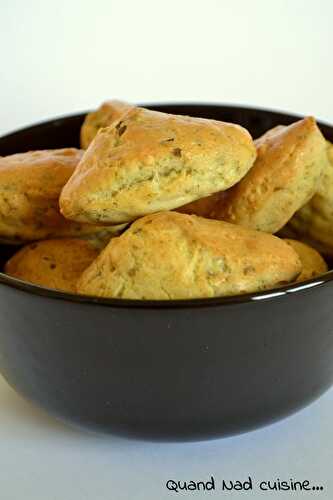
[0,271,331,309]
[0,102,332,309]
[2,101,333,140]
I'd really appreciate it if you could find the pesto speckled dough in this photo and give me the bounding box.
[284,239,328,282]
[82,102,227,219]
[80,100,134,149]
[5,239,100,293]
[77,212,302,300]
[60,107,257,224]
[0,148,125,244]
[286,142,333,255]
[210,117,328,233]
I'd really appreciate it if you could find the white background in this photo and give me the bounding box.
[0,0,333,499]
[1,0,333,136]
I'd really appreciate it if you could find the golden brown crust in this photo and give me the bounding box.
[5,239,99,292]
[176,191,227,217]
[0,148,125,244]
[77,211,301,300]
[284,239,328,281]
[254,124,286,145]
[211,117,328,233]
[80,100,134,149]
[286,141,333,255]
[60,107,257,224]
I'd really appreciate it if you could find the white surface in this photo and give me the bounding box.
[0,375,332,500]
[1,1,333,499]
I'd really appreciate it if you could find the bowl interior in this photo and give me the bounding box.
[0,103,333,306]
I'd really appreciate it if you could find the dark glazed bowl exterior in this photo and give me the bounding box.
[0,104,333,441]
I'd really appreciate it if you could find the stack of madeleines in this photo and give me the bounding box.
[3,101,331,299]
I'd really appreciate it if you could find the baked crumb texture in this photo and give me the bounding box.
[5,238,100,293]
[80,100,134,149]
[283,239,328,281]
[60,107,257,224]
[285,141,333,256]
[77,211,302,300]
[211,117,328,233]
[0,148,125,244]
